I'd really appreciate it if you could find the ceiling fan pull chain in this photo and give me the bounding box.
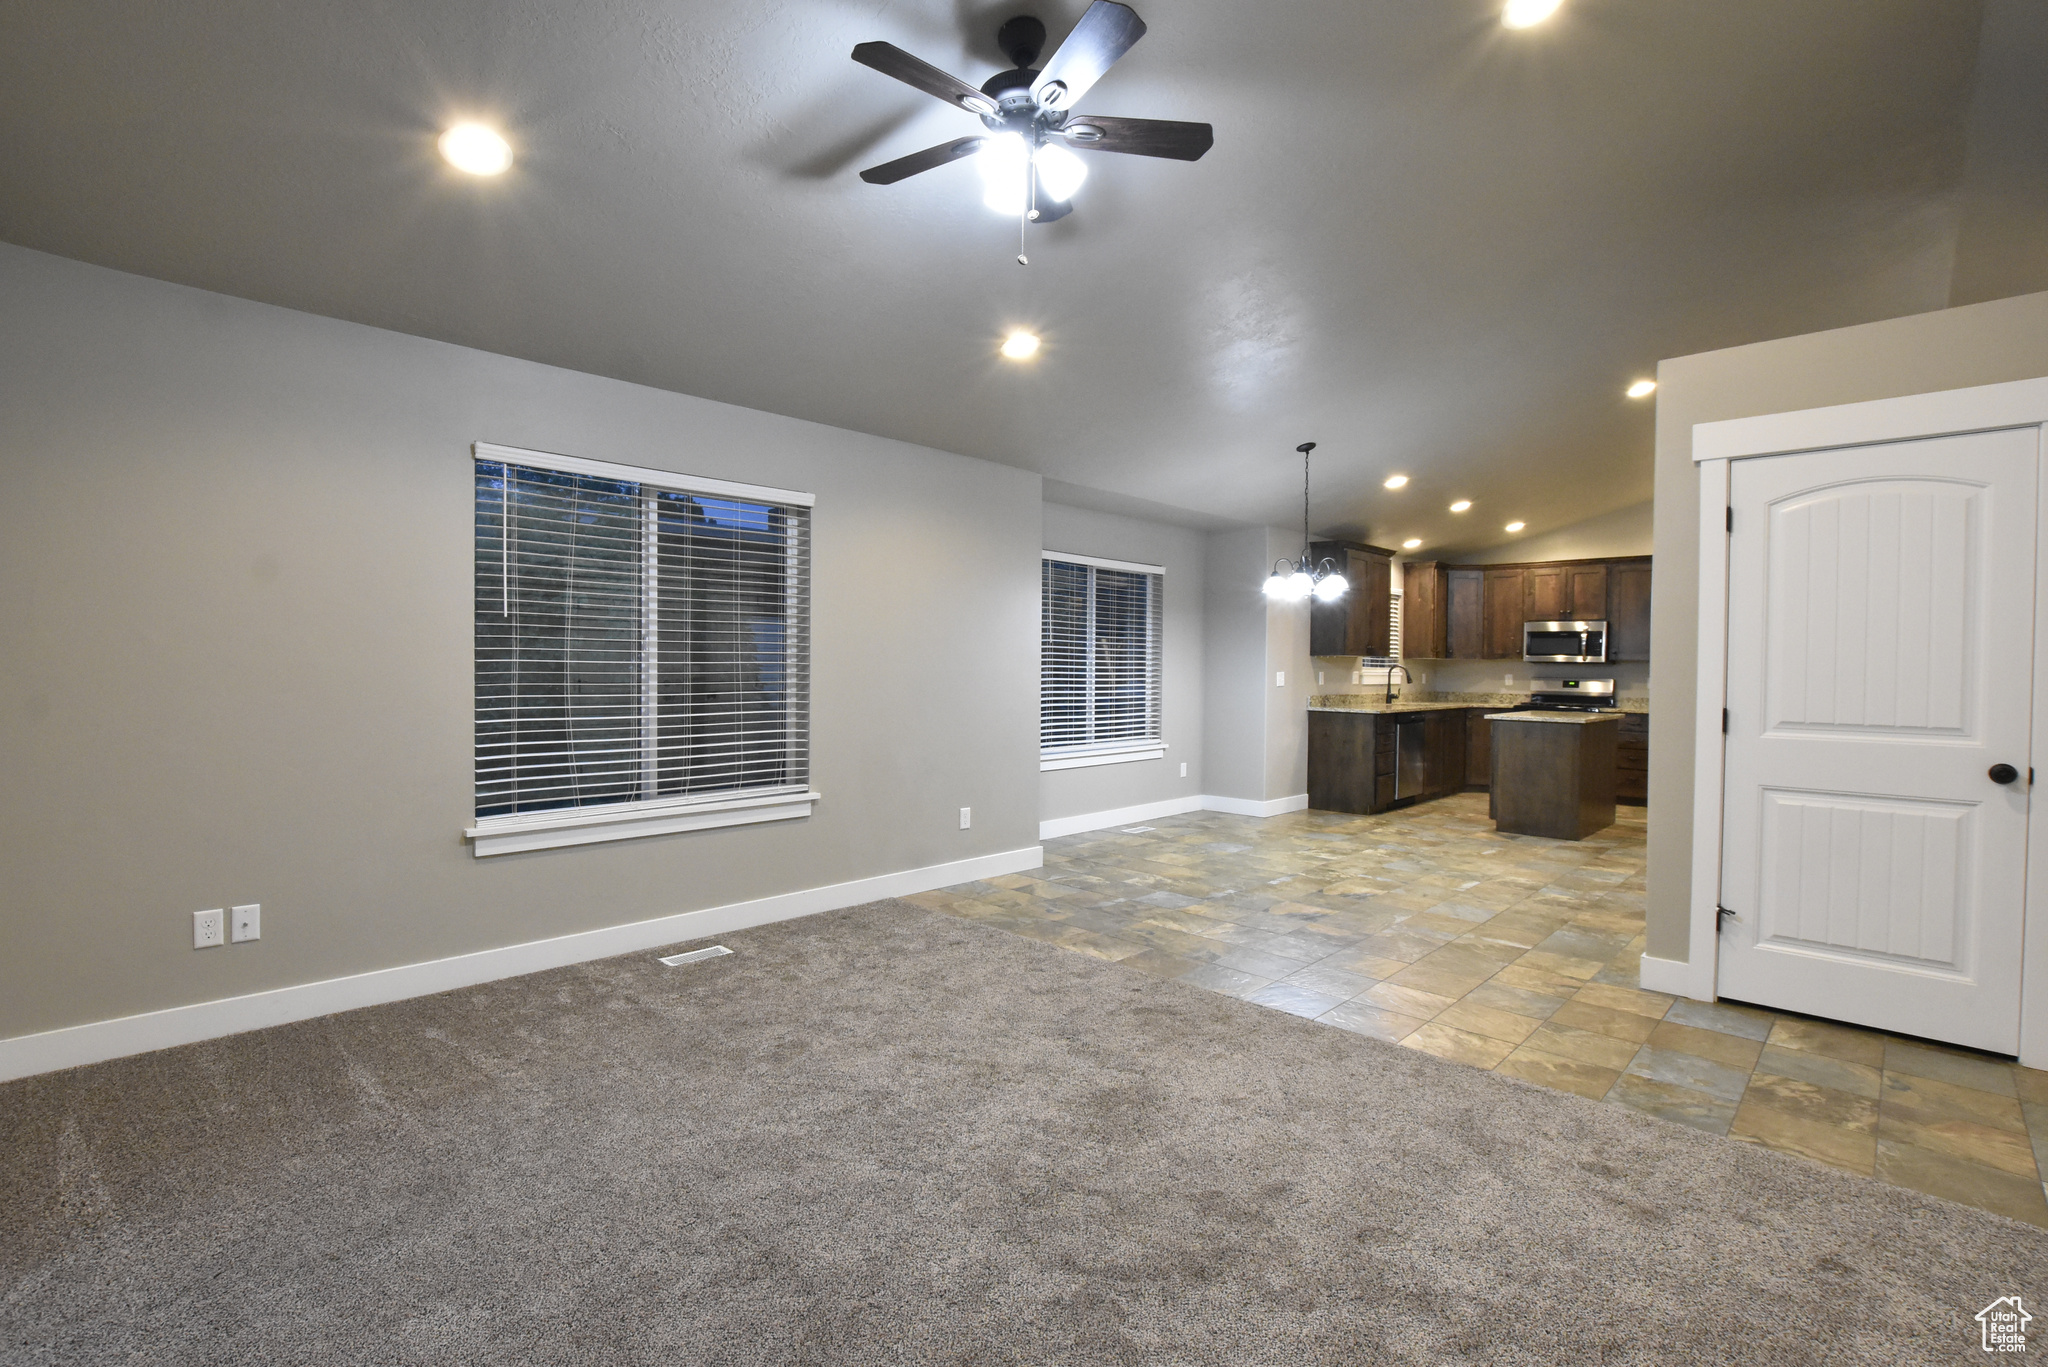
[1017,161,1031,265]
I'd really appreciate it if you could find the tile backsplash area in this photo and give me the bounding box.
[1310,657,1650,708]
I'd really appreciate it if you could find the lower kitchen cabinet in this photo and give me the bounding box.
[1308,709,1470,815]
[1617,711,1648,803]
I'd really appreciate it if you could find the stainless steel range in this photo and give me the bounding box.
[1514,677,1620,713]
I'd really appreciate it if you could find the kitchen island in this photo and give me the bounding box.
[1484,710,1621,840]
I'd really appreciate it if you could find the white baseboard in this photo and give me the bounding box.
[1039,793,1314,839]
[1201,793,1311,818]
[1638,952,1716,1002]
[0,844,1043,1085]
[1039,795,1205,840]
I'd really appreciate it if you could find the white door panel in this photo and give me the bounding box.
[1720,428,2037,1053]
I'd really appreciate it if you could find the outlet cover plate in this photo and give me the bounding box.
[230,904,261,942]
[193,909,224,949]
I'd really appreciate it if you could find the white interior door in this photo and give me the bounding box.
[1719,427,2038,1053]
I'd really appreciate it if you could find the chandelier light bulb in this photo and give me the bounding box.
[1286,570,1315,600]
[1313,573,1348,602]
[1263,571,1291,599]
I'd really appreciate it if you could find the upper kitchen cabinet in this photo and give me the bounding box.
[1608,558,1652,660]
[1482,567,1525,659]
[1565,563,1609,620]
[1523,564,1568,621]
[1308,540,1395,656]
[1400,555,1651,660]
[1446,567,1484,658]
[1402,562,1446,659]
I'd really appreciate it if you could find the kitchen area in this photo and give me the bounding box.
[1303,539,1650,839]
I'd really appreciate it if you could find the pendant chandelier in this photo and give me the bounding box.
[1263,441,1348,603]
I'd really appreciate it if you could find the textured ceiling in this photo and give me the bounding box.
[0,0,1994,550]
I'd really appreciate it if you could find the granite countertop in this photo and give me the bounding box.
[1308,692,1649,714]
[1306,701,1477,714]
[1483,709,1625,725]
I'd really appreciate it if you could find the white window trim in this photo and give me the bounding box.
[1039,553,1166,763]
[1043,549,1166,576]
[468,444,815,856]
[466,789,822,857]
[1040,742,1169,772]
[473,442,815,508]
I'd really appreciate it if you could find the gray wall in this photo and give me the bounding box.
[1646,288,2048,961]
[1038,503,1205,822]
[1201,526,1310,804]
[0,244,1042,1040]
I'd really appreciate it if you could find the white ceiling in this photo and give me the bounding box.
[0,0,2012,551]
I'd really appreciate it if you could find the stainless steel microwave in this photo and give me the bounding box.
[1524,620,1607,664]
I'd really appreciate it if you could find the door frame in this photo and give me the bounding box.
[1671,375,2048,1069]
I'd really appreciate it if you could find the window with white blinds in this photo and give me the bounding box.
[470,446,812,851]
[1041,553,1164,763]
[1359,595,1404,685]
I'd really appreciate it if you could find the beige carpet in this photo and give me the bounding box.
[2,899,2041,1364]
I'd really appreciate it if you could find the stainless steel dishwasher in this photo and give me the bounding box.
[1394,713,1430,800]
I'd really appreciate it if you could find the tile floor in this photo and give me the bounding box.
[906,792,2048,1227]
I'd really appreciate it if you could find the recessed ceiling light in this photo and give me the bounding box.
[1402,538,1422,550]
[1505,521,1526,533]
[1383,475,1409,489]
[1626,379,1657,399]
[1000,330,1040,360]
[1502,0,1563,29]
[439,123,513,176]
[1449,500,1472,512]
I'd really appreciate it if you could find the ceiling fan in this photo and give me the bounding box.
[851,2,1212,242]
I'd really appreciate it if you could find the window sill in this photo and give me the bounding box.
[465,790,819,857]
[1040,745,1167,772]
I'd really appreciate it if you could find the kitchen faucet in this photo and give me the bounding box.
[1384,664,1412,706]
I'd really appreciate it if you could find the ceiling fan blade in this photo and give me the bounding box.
[1058,116,1212,161]
[852,42,1000,116]
[1032,2,1147,110]
[859,136,988,185]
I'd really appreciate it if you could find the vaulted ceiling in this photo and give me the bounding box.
[0,0,2032,552]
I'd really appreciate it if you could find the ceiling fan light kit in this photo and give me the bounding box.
[1265,442,1348,604]
[851,1,1213,259]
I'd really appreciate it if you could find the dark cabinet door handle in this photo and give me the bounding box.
[1989,763,2020,785]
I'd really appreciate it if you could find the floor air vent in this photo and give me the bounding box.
[658,945,733,967]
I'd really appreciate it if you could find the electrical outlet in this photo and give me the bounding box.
[230,903,261,942]
[1179,762,1188,778]
[193,909,224,949]
[1275,671,1285,688]
[959,807,971,830]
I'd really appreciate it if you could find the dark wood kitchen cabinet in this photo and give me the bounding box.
[1446,567,1484,658]
[1401,562,1444,659]
[1483,568,1525,659]
[1465,708,1491,787]
[1308,540,1394,657]
[1566,563,1609,620]
[1400,556,1650,661]
[1308,708,1470,814]
[1609,559,1652,661]
[1523,564,1569,622]
[1616,710,1648,803]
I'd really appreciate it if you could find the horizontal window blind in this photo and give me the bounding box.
[1359,595,1403,684]
[475,458,811,820]
[1042,557,1163,756]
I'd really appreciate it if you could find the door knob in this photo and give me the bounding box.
[1989,763,2020,785]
